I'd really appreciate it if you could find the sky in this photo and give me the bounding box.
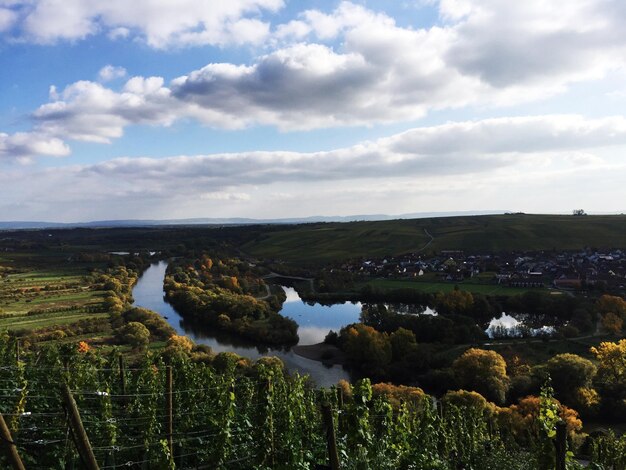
[1,0,626,222]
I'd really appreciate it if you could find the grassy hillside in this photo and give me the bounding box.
[242,214,626,264]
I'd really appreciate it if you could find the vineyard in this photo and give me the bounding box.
[1,335,625,470]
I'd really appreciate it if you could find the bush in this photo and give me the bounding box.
[116,322,150,349]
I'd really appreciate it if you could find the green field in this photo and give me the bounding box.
[0,311,108,330]
[242,214,626,264]
[364,278,552,296]
[0,259,107,333]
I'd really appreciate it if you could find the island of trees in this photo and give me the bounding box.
[164,255,298,346]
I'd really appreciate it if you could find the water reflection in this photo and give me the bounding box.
[132,261,354,387]
[486,312,556,338]
[278,287,362,345]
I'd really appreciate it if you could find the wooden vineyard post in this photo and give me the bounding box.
[118,355,127,396]
[554,421,567,470]
[336,387,344,432]
[14,339,19,365]
[321,403,340,470]
[0,412,25,470]
[266,378,275,467]
[166,365,174,458]
[62,384,100,470]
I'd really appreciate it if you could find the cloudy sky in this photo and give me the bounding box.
[1,0,625,222]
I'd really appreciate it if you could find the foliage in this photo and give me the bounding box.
[590,430,626,470]
[115,321,150,349]
[453,348,510,405]
[165,334,194,353]
[0,336,620,469]
[601,312,623,335]
[122,307,176,340]
[163,256,298,346]
[341,324,392,376]
[590,339,626,420]
[545,353,597,410]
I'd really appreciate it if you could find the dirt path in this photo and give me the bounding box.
[417,228,435,252]
[255,283,271,300]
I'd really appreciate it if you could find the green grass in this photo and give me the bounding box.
[243,214,626,264]
[0,312,108,330]
[364,278,551,296]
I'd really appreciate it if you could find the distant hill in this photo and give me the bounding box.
[241,214,626,264]
[0,210,506,230]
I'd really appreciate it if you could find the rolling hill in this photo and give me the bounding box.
[242,214,626,264]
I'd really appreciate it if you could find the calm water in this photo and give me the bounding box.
[132,261,359,387]
[485,312,556,338]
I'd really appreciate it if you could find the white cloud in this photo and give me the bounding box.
[33,79,179,143]
[13,0,626,142]
[443,0,623,91]
[0,7,16,31]
[98,65,127,82]
[273,20,311,41]
[14,113,626,177]
[4,0,283,47]
[384,115,626,155]
[0,131,71,159]
[107,27,129,40]
[2,114,625,220]
[3,1,626,151]
[200,191,251,201]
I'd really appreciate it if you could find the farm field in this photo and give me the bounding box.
[242,214,626,264]
[0,253,107,334]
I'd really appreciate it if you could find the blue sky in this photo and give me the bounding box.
[1,0,625,221]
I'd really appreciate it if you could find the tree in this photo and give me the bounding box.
[434,290,474,315]
[497,395,582,445]
[596,295,626,317]
[342,324,391,376]
[453,348,510,404]
[572,209,587,216]
[389,327,417,360]
[116,322,150,349]
[591,340,626,386]
[545,353,596,406]
[372,382,426,409]
[597,295,626,335]
[590,340,626,419]
[442,389,496,416]
[166,334,194,353]
[601,312,623,335]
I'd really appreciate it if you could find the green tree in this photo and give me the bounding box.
[591,340,626,386]
[545,353,597,409]
[116,321,150,349]
[343,324,392,376]
[591,340,626,419]
[389,327,417,360]
[453,348,510,405]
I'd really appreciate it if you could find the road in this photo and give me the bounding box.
[256,283,271,300]
[262,272,315,292]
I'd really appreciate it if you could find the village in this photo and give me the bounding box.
[339,248,626,293]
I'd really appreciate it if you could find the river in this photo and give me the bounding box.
[132,261,358,387]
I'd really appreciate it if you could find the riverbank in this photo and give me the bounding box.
[293,342,347,366]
